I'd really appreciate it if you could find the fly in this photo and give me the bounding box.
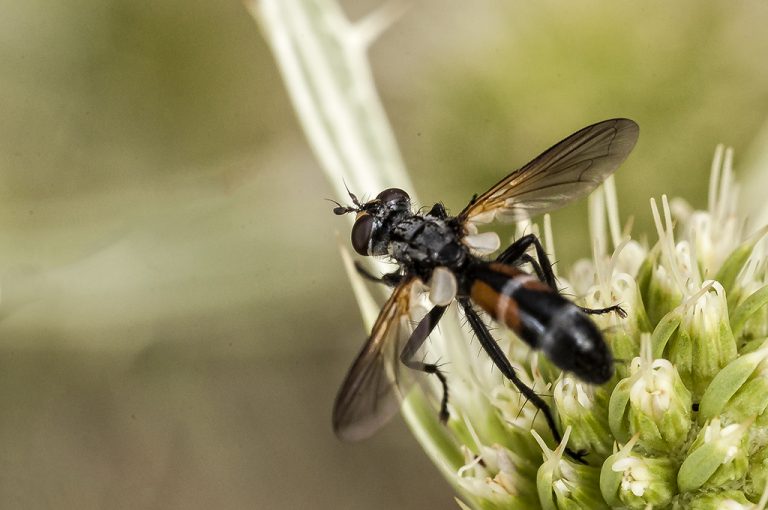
[331,118,639,456]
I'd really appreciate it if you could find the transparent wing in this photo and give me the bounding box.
[459,118,639,224]
[332,278,416,441]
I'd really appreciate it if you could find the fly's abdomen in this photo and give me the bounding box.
[469,262,614,384]
[469,263,549,345]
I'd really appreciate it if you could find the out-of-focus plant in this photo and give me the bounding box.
[254,0,768,507]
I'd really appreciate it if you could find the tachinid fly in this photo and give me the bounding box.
[331,118,639,452]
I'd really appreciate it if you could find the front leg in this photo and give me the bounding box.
[354,262,404,288]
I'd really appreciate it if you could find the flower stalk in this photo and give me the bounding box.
[251,0,471,488]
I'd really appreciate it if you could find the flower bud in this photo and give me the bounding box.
[715,224,768,300]
[651,281,737,398]
[699,339,768,425]
[488,383,555,462]
[638,246,685,326]
[600,436,677,508]
[746,441,768,501]
[685,489,753,509]
[457,443,538,509]
[532,428,606,510]
[730,279,768,342]
[609,335,692,451]
[677,418,751,493]
[553,375,612,457]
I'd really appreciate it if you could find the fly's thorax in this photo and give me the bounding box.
[387,216,467,270]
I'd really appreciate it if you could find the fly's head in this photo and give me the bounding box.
[332,187,411,257]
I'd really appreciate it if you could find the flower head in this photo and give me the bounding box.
[452,149,768,508]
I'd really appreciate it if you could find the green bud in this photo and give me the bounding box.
[533,428,608,510]
[606,329,639,382]
[640,250,684,327]
[653,282,737,398]
[628,359,692,452]
[716,226,768,304]
[699,339,768,425]
[533,353,562,388]
[487,384,554,462]
[685,489,753,510]
[600,436,677,509]
[678,418,751,493]
[609,335,692,452]
[746,441,768,501]
[553,375,612,458]
[731,283,768,340]
[608,376,633,445]
[631,282,654,337]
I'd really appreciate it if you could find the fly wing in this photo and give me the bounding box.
[332,278,416,441]
[459,118,639,225]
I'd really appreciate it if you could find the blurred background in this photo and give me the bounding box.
[0,0,767,508]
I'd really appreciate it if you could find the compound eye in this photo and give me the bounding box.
[376,188,410,204]
[351,213,375,256]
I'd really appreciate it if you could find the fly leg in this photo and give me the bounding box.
[458,297,586,463]
[496,234,558,289]
[356,260,453,422]
[354,262,403,288]
[579,304,627,318]
[518,253,548,283]
[426,203,448,219]
[400,305,450,422]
